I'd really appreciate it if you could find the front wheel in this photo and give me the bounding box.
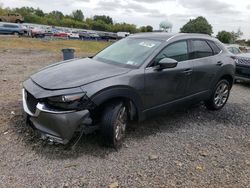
[205,79,230,110]
[100,101,128,149]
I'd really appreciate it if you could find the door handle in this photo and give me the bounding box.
[216,61,223,66]
[182,69,193,75]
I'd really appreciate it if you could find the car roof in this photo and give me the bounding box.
[129,32,213,41]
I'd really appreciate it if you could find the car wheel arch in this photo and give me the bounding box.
[219,74,234,89]
[91,87,143,121]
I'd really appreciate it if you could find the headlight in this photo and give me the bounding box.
[46,92,95,110]
[48,93,86,103]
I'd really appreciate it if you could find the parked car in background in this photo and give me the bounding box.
[30,26,46,38]
[53,31,68,38]
[117,32,130,38]
[66,31,79,39]
[227,45,242,55]
[226,45,250,82]
[0,22,24,35]
[98,32,118,41]
[0,13,24,23]
[79,31,100,40]
[246,48,250,53]
[23,33,235,148]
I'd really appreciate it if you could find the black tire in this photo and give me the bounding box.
[100,101,128,149]
[205,79,230,111]
[15,19,21,23]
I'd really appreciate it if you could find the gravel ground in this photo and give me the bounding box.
[0,49,250,188]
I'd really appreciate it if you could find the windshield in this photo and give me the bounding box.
[93,38,161,67]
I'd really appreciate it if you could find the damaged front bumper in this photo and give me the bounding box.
[22,89,92,144]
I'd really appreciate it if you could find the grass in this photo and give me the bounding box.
[0,36,111,56]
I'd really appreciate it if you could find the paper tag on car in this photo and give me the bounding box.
[127,61,135,65]
[139,42,156,48]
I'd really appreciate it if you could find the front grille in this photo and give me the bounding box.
[26,91,38,114]
[236,57,250,67]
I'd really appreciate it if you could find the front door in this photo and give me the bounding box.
[144,40,193,110]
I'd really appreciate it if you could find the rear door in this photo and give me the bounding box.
[187,39,222,95]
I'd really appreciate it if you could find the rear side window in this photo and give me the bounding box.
[155,41,189,62]
[207,41,222,55]
[190,40,213,59]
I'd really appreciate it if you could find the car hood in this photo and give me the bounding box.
[31,58,130,90]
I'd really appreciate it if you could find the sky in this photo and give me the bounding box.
[1,0,250,39]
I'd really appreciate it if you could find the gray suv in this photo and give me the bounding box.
[0,22,24,35]
[22,33,235,148]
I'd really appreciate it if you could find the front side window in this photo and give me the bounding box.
[154,41,189,63]
[190,40,213,59]
[93,38,161,67]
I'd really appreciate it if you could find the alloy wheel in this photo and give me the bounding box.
[214,82,229,108]
[114,106,127,142]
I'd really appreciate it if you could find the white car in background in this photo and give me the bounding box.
[66,30,79,39]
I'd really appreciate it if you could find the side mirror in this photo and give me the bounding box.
[156,58,178,70]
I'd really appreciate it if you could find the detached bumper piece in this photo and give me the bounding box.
[22,89,91,144]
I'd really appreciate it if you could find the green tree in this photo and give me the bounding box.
[35,8,44,17]
[140,26,147,32]
[146,25,153,32]
[231,28,243,43]
[72,10,84,21]
[216,31,233,43]
[91,20,108,31]
[139,25,153,32]
[93,15,113,25]
[48,11,64,21]
[180,16,213,35]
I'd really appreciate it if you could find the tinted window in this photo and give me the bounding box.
[191,40,213,59]
[155,41,189,63]
[207,41,221,54]
[3,24,18,28]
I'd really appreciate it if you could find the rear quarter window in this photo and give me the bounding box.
[207,41,222,55]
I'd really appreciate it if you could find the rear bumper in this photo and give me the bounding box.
[22,89,90,144]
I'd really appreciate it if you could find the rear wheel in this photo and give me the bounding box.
[13,32,19,36]
[100,101,128,149]
[205,79,230,110]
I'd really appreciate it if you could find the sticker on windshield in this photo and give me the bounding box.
[127,61,135,65]
[139,42,156,48]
